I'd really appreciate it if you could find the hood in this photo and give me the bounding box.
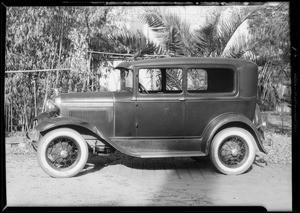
[54,91,115,137]
[55,91,114,105]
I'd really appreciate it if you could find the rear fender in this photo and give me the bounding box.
[34,116,131,155]
[202,113,267,154]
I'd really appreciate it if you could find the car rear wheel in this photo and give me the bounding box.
[210,127,256,175]
[37,128,89,178]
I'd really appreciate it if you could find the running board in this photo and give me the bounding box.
[135,151,206,158]
[111,138,204,158]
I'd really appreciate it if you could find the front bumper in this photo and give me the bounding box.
[26,109,59,151]
[26,128,40,152]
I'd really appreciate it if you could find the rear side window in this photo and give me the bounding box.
[187,69,208,91]
[187,68,234,93]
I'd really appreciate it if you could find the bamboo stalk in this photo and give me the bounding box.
[51,42,58,90]
[91,74,94,92]
[10,101,12,132]
[56,69,60,88]
[42,73,49,112]
[33,79,37,118]
[24,103,28,132]
[82,71,86,92]
[7,102,9,133]
[89,52,92,92]
[6,105,8,133]
[87,75,90,92]
[22,103,25,132]
[56,22,64,88]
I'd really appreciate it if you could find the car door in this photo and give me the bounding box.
[113,68,137,137]
[136,67,185,137]
[185,66,237,136]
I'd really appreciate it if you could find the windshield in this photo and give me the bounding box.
[108,68,133,92]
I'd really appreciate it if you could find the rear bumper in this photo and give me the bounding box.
[256,126,268,154]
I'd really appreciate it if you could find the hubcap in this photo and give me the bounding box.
[60,150,68,158]
[231,149,238,156]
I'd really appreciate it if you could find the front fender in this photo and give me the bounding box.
[35,116,98,135]
[33,116,132,156]
[202,113,267,154]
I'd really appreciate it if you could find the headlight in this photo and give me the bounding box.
[45,100,57,110]
[54,97,61,105]
[45,99,60,116]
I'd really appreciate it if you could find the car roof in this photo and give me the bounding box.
[114,57,257,70]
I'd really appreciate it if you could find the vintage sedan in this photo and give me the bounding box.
[27,57,267,178]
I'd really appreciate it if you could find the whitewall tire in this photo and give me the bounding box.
[37,128,89,178]
[210,127,256,175]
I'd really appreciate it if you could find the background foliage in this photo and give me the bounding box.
[5,3,290,133]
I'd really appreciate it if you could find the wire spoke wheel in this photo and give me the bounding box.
[38,128,89,178]
[210,127,256,175]
[46,137,80,170]
[218,136,248,168]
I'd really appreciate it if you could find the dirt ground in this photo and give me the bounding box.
[5,147,292,211]
[4,112,292,210]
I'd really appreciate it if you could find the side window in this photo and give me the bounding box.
[166,69,182,91]
[139,68,182,93]
[187,69,208,91]
[120,69,133,91]
[139,69,162,91]
[187,68,235,93]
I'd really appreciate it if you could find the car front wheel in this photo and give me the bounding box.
[210,127,256,175]
[37,128,89,178]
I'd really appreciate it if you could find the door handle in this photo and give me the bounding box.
[178,98,185,101]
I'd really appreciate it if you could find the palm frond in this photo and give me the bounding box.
[93,28,161,58]
[221,20,252,57]
[240,50,257,61]
[221,6,262,57]
[140,7,195,56]
[257,61,281,109]
[193,11,222,56]
[221,2,290,59]
[140,7,166,30]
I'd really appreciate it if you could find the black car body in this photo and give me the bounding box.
[28,57,267,178]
